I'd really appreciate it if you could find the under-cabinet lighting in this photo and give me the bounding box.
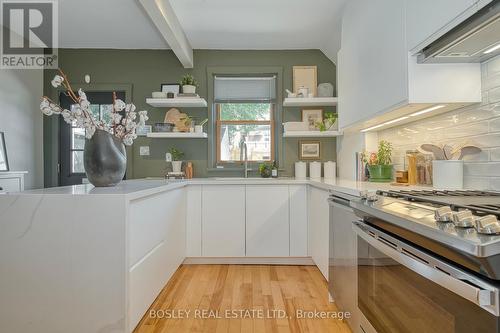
[384,116,408,125]
[409,104,446,117]
[361,124,385,132]
[484,43,500,54]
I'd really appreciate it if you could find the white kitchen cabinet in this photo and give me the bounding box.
[202,185,246,257]
[186,185,202,256]
[338,0,407,129]
[406,0,482,53]
[338,0,482,131]
[308,186,330,280]
[128,188,186,330]
[0,171,26,192]
[289,185,308,256]
[246,185,290,257]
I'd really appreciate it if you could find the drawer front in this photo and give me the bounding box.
[0,178,21,192]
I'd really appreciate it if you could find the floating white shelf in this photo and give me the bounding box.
[146,97,208,108]
[283,131,342,138]
[283,97,338,107]
[147,132,208,139]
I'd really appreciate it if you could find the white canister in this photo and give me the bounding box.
[324,161,336,180]
[295,162,307,179]
[310,161,322,179]
[433,160,463,189]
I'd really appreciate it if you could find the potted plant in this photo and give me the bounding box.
[363,140,393,182]
[180,74,198,94]
[259,163,272,178]
[169,148,184,173]
[317,112,338,131]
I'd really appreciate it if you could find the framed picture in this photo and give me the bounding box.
[136,125,152,136]
[293,66,317,96]
[299,140,321,160]
[161,83,181,95]
[0,132,9,171]
[302,109,323,130]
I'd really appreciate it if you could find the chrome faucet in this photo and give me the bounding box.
[240,140,253,178]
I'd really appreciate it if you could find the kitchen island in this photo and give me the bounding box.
[0,178,428,333]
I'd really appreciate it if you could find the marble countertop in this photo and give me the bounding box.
[12,177,432,200]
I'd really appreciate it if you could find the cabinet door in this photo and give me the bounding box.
[246,185,290,257]
[338,0,407,129]
[0,178,21,192]
[406,0,477,52]
[202,185,245,257]
[289,185,308,256]
[186,185,202,256]
[308,187,330,280]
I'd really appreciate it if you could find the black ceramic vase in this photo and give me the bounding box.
[84,129,126,187]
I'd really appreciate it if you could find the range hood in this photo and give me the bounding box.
[418,0,500,63]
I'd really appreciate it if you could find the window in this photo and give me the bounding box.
[214,76,276,163]
[68,103,113,173]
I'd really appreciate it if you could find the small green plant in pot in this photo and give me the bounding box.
[169,148,184,173]
[259,163,272,178]
[180,74,198,94]
[363,140,393,182]
[316,112,338,131]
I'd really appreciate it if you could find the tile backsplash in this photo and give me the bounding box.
[378,55,500,190]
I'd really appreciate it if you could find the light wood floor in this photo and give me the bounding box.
[134,265,352,333]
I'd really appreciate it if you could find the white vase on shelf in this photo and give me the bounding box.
[171,161,183,173]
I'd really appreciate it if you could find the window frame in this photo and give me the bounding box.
[215,103,275,164]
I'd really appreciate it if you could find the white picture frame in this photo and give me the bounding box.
[0,132,9,171]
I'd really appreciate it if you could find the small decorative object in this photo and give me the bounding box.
[317,112,338,131]
[297,86,309,98]
[293,66,317,96]
[285,89,297,98]
[152,91,167,98]
[195,118,208,133]
[139,146,150,156]
[185,162,194,179]
[283,121,309,132]
[259,163,272,178]
[164,108,190,132]
[299,141,321,160]
[362,140,393,182]
[40,70,149,187]
[169,148,184,173]
[180,74,198,94]
[154,123,175,132]
[136,125,152,136]
[0,132,9,171]
[161,83,181,96]
[302,109,323,130]
[317,83,334,97]
[166,92,175,99]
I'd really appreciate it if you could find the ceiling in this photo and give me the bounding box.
[58,0,168,49]
[58,0,347,62]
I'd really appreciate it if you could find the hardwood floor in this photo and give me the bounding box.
[134,265,352,333]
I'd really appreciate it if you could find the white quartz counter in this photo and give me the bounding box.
[14,177,432,199]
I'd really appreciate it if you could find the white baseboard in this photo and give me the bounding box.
[183,257,315,265]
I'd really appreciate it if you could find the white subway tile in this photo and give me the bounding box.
[487,55,500,77]
[488,177,500,191]
[483,73,500,92]
[464,162,500,177]
[489,87,500,104]
[490,148,500,161]
[464,176,491,190]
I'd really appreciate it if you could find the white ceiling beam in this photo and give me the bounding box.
[138,0,193,68]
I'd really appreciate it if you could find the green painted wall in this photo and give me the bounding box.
[44,49,336,182]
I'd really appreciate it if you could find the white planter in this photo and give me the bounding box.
[171,161,183,173]
[182,85,196,94]
[433,160,463,189]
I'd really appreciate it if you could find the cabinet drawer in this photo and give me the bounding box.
[0,178,21,192]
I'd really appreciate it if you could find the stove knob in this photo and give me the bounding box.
[475,215,500,235]
[451,210,475,228]
[366,192,379,202]
[434,206,453,222]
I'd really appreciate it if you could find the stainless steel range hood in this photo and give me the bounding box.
[418,0,500,63]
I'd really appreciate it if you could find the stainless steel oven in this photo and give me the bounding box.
[354,220,500,333]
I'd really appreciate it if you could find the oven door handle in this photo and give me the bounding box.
[353,222,499,316]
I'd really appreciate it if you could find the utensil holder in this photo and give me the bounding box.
[433,160,463,189]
